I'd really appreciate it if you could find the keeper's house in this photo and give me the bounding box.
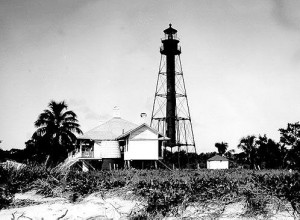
[68,110,169,170]
[207,155,229,169]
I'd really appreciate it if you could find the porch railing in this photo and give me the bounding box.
[81,151,94,158]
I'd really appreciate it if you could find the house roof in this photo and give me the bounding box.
[78,117,138,140]
[207,155,229,161]
[117,123,169,140]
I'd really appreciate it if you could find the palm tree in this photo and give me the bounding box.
[215,142,228,156]
[33,100,82,163]
[237,135,257,169]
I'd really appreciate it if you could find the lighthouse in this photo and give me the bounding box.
[151,24,196,157]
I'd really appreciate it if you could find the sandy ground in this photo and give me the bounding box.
[0,190,298,220]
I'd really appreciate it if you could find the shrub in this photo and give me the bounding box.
[0,165,299,217]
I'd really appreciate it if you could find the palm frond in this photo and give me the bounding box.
[63,116,79,123]
[62,121,80,128]
[49,100,67,119]
[62,110,77,119]
[32,127,48,138]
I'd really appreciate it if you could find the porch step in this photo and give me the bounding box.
[56,157,80,172]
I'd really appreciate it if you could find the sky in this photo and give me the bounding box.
[1,0,300,153]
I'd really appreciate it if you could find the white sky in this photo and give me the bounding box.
[1,0,300,153]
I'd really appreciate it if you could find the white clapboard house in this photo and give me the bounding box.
[207,155,229,169]
[66,111,169,170]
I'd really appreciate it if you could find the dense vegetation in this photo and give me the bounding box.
[1,165,299,218]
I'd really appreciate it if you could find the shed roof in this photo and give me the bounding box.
[78,117,138,140]
[207,155,229,161]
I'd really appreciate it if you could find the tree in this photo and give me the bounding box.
[279,122,300,147]
[256,135,281,169]
[32,100,82,164]
[224,149,235,160]
[279,122,300,168]
[237,135,258,169]
[214,142,228,155]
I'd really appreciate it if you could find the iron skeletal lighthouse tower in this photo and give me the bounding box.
[151,24,196,154]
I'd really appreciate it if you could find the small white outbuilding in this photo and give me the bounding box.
[207,155,229,169]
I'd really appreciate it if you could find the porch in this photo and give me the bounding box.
[68,139,97,159]
[68,149,95,159]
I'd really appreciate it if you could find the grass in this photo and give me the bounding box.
[0,165,299,218]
